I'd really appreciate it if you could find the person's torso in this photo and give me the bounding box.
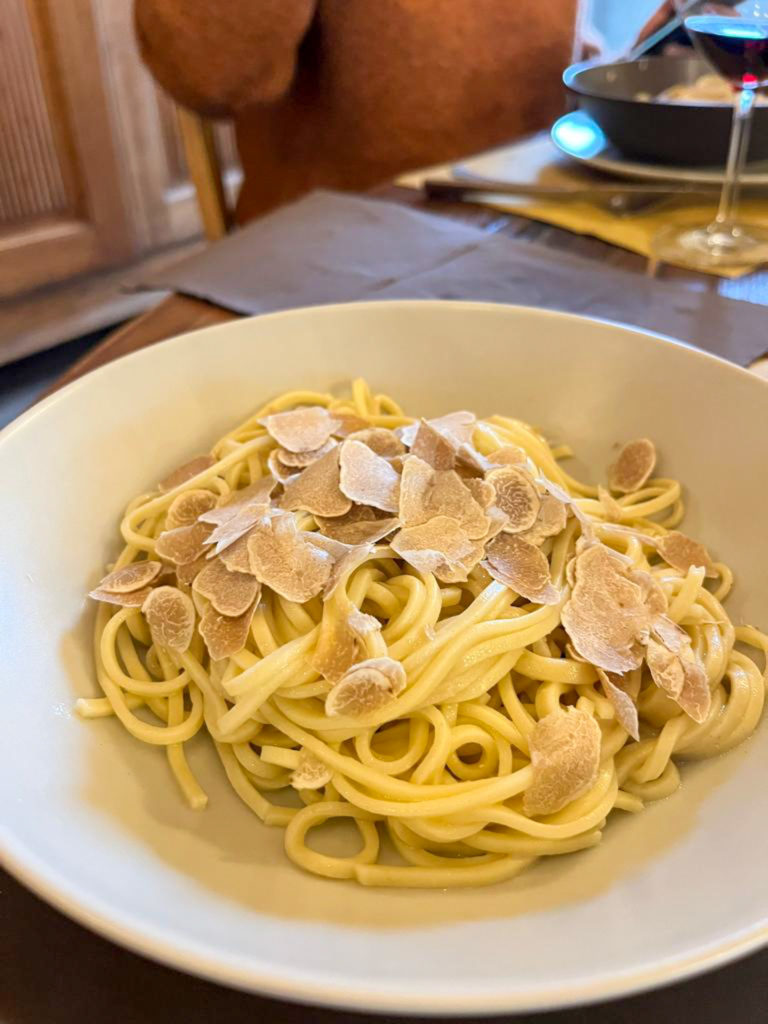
[236,0,578,217]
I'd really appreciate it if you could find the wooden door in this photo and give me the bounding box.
[1,0,242,303]
[0,0,136,298]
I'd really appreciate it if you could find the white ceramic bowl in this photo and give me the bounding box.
[1,301,766,1015]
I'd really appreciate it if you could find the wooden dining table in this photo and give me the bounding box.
[37,185,768,393]
[4,184,768,1024]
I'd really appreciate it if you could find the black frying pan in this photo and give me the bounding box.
[564,56,768,166]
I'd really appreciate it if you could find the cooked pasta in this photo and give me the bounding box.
[78,380,768,888]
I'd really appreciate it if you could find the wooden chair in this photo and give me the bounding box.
[176,108,231,240]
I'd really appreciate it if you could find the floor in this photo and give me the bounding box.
[1,241,201,367]
[0,326,115,430]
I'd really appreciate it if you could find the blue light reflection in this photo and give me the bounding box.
[550,111,606,160]
[686,15,767,40]
[719,24,766,38]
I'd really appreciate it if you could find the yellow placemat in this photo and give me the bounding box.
[398,137,765,278]
[495,196,768,278]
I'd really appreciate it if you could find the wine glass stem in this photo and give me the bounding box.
[711,87,756,235]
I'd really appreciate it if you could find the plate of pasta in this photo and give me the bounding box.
[0,300,766,1013]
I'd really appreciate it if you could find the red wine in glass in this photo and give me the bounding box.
[653,1,768,269]
[685,15,768,87]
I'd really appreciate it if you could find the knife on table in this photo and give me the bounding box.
[423,177,736,212]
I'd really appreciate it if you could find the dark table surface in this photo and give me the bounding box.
[2,184,767,1024]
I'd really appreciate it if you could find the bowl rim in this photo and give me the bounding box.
[1,299,767,1014]
[562,55,741,110]
[2,299,766,453]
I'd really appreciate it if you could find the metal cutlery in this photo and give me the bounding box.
[423,177,735,213]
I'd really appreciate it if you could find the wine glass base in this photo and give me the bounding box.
[652,222,768,270]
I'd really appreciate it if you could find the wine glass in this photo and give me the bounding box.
[653,1,768,270]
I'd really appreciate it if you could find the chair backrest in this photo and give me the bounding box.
[176,108,231,240]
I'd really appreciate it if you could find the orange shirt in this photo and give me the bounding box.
[136,0,579,221]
